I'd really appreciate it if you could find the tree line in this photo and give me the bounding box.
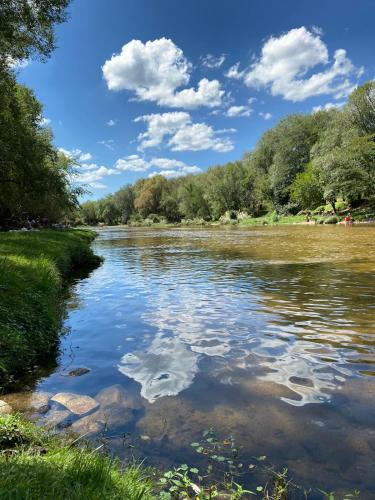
[81,82,375,225]
[0,0,77,229]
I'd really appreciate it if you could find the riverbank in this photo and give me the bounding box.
[0,414,154,499]
[0,229,101,391]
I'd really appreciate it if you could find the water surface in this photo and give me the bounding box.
[12,226,375,496]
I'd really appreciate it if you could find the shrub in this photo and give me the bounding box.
[324,215,339,224]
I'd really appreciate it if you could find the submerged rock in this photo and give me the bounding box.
[95,384,142,410]
[1,392,51,413]
[42,409,72,428]
[71,405,134,435]
[0,400,12,415]
[51,393,98,415]
[67,367,91,377]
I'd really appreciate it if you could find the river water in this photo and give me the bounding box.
[9,226,375,496]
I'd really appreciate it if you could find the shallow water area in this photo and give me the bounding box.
[6,225,375,497]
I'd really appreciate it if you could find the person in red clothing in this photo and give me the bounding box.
[344,213,353,225]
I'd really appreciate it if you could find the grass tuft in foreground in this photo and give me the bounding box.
[0,414,154,500]
[0,229,102,390]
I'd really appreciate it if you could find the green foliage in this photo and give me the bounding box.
[348,81,375,134]
[0,0,70,68]
[291,162,324,210]
[0,229,101,389]
[80,82,375,227]
[0,74,83,228]
[0,415,154,500]
[324,216,339,224]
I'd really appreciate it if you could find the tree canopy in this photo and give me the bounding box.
[82,81,375,225]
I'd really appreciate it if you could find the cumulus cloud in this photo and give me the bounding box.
[102,38,224,109]
[148,166,201,179]
[225,105,252,117]
[200,53,226,69]
[7,57,29,70]
[39,117,51,127]
[135,112,191,150]
[106,119,116,126]
[73,164,120,188]
[259,111,273,120]
[312,101,345,113]
[169,123,233,152]
[135,112,233,152]
[234,27,361,102]
[225,62,245,80]
[114,155,201,177]
[115,155,150,172]
[59,148,92,162]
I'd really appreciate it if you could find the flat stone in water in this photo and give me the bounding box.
[42,409,72,428]
[0,400,12,415]
[95,384,142,410]
[68,367,91,377]
[51,393,98,415]
[71,406,134,435]
[1,392,51,413]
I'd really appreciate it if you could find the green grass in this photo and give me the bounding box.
[0,229,101,390]
[238,212,308,226]
[0,414,154,500]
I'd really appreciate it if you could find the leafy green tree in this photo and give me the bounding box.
[0,76,80,227]
[134,175,168,217]
[178,175,210,220]
[290,162,324,210]
[348,81,375,135]
[1,0,70,69]
[113,185,134,223]
[80,201,99,225]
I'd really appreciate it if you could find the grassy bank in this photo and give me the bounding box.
[0,229,101,390]
[0,414,154,500]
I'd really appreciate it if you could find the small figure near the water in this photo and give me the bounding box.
[344,213,353,225]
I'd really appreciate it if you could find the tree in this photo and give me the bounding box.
[113,185,134,223]
[0,0,70,69]
[315,135,375,208]
[0,77,80,227]
[348,81,375,135]
[290,163,324,210]
[134,175,168,217]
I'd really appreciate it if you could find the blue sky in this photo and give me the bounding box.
[16,0,375,199]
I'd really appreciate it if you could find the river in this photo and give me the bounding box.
[8,226,375,497]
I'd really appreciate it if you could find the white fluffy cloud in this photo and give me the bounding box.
[135,112,191,150]
[73,165,120,188]
[225,105,252,117]
[135,112,233,152]
[59,148,92,162]
[115,155,150,172]
[168,123,233,152]
[102,38,224,109]
[39,117,51,127]
[259,111,273,120]
[201,53,226,69]
[148,166,200,179]
[229,27,362,102]
[312,101,345,113]
[225,62,244,80]
[114,155,201,178]
[106,119,116,126]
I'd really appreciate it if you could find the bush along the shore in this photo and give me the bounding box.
[0,229,102,391]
